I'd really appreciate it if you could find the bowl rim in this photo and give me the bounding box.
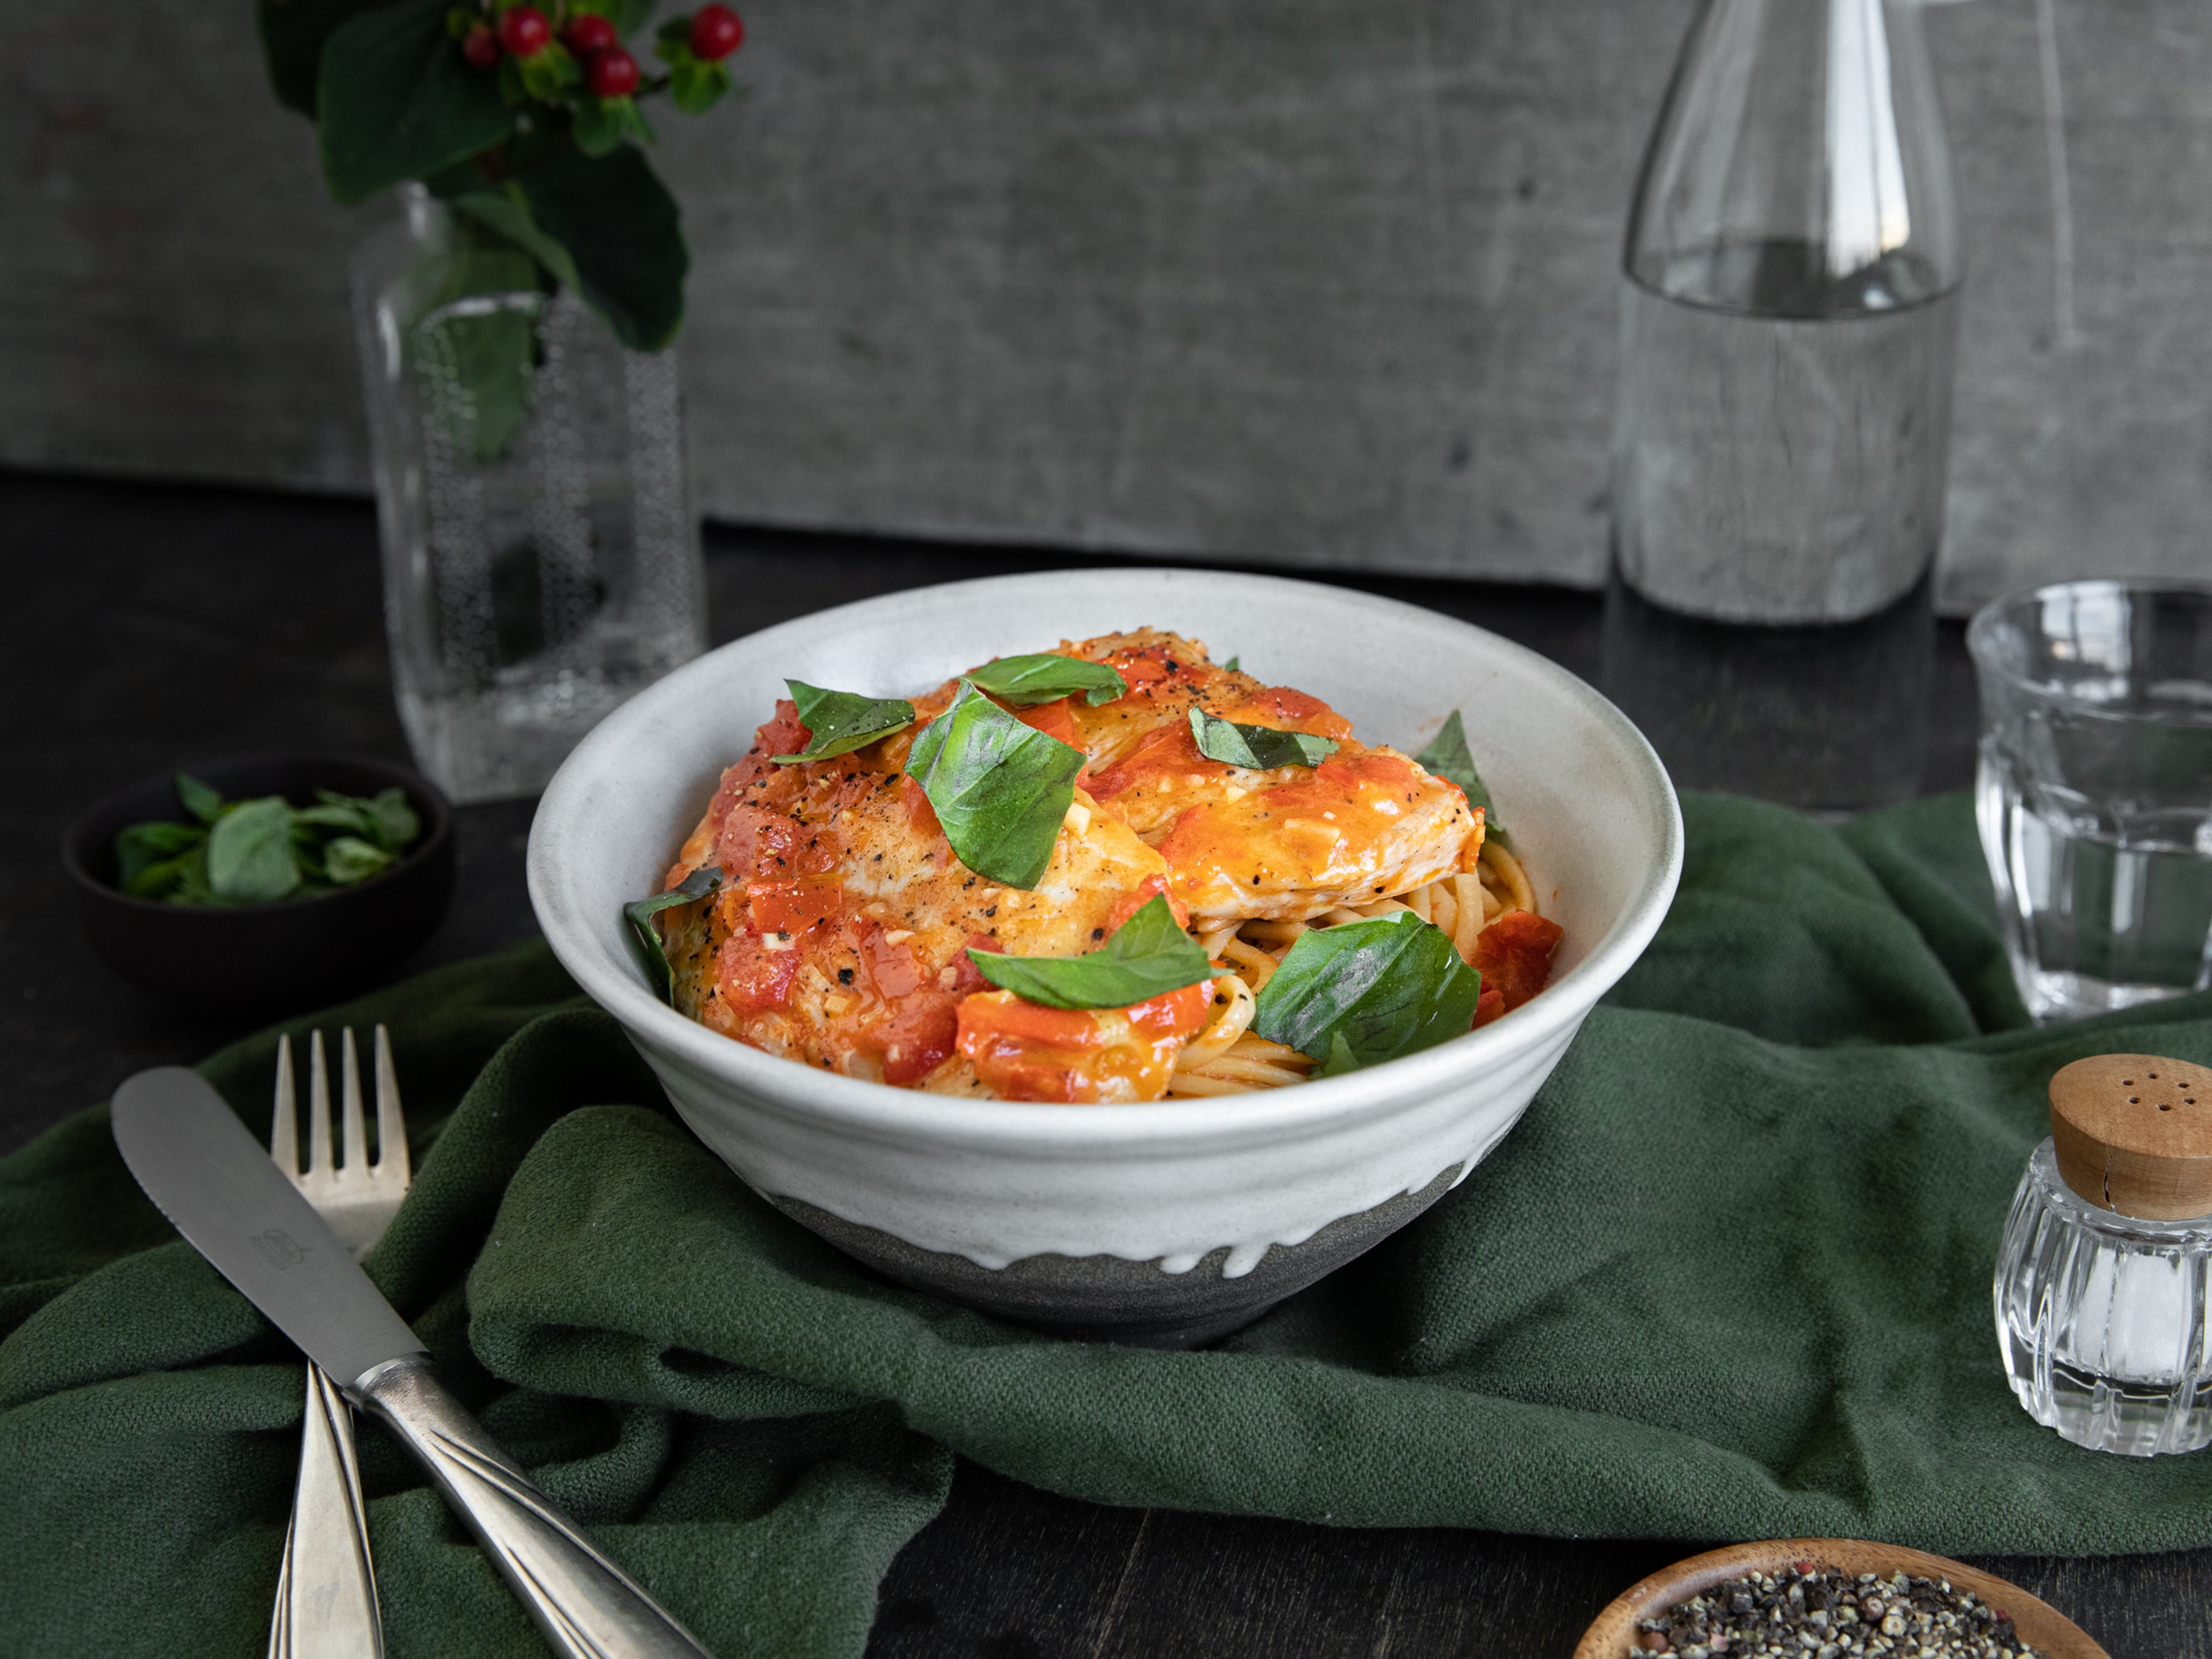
[60,750,454,916]
[529,567,1683,1150]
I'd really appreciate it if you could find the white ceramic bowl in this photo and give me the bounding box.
[529,569,1681,1344]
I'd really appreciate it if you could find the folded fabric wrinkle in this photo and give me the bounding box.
[3,793,2210,1659]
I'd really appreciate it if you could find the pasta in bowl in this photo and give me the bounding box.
[529,570,1680,1344]
[638,628,1562,1104]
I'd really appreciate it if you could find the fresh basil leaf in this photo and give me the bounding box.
[1414,709,1508,842]
[294,801,377,838]
[772,680,917,764]
[116,821,206,892]
[323,836,395,885]
[908,680,1084,890]
[206,797,304,904]
[1223,656,1240,672]
[1251,911,1482,1072]
[365,787,422,850]
[316,0,517,205]
[176,772,225,825]
[965,894,1217,1010]
[623,863,724,1001]
[168,843,215,906]
[1187,709,1339,771]
[965,653,1128,709]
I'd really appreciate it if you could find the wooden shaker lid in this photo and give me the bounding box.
[2049,1054,2212,1220]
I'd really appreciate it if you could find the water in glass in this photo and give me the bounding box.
[1970,581,2212,1024]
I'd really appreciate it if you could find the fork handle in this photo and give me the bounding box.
[271,1362,382,1659]
[353,1357,712,1659]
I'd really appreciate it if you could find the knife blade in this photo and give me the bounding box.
[111,1066,423,1385]
[112,1067,713,1659]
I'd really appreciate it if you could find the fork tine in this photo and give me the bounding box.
[340,1028,369,1175]
[308,1029,335,1177]
[373,1024,411,1186]
[271,1033,297,1176]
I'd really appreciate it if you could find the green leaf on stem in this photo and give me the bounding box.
[964,654,1127,709]
[771,681,916,764]
[317,0,517,204]
[1187,709,1338,770]
[514,141,687,350]
[908,680,1085,891]
[623,863,724,1002]
[669,56,732,114]
[1251,910,1482,1073]
[408,211,545,462]
[514,40,582,102]
[206,797,304,904]
[257,0,385,117]
[1414,709,1507,842]
[573,93,656,157]
[964,895,1217,1011]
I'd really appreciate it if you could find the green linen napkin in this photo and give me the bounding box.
[7,791,2212,1658]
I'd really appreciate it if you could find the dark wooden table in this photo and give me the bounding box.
[5,468,2202,1658]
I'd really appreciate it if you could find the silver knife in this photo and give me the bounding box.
[112,1067,713,1659]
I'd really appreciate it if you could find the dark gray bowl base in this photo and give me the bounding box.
[769,1162,1465,1349]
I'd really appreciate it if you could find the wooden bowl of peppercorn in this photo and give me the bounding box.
[1574,1539,2107,1659]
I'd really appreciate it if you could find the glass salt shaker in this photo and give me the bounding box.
[1995,1052,2212,1456]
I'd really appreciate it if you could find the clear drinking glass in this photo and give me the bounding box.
[353,188,707,804]
[1613,0,1964,626]
[1969,580,2212,1023]
[1995,1140,2212,1456]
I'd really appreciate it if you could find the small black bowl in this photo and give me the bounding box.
[62,754,456,1014]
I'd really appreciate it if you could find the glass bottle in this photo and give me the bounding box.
[1612,0,1964,626]
[1995,1054,2212,1456]
[352,187,707,805]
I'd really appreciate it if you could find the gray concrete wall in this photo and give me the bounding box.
[3,0,2207,608]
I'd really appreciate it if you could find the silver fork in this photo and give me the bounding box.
[267,1027,412,1659]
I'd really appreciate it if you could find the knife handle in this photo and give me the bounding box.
[353,1356,711,1659]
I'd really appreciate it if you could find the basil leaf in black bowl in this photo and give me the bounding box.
[61,754,454,1013]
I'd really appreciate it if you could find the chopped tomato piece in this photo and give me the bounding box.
[857,993,961,1085]
[1473,910,1563,1013]
[717,929,802,1012]
[955,981,1211,1103]
[1248,685,1353,738]
[1085,721,1217,801]
[1100,871,1188,932]
[748,877,844,936]
[899,774,945,842]
[862,925,927,999]
[1471,985,1507,1029]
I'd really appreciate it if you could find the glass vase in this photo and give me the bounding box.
[1612,0,1964,626]
[352,187,707,805]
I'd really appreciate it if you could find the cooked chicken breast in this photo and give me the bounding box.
[663,700,1181,1094]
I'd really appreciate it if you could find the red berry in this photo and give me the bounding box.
[588,46,639,97]
[565,12,616,54]
[688,4,743,60]
[461,22,500,67]
[497,5,551,56]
